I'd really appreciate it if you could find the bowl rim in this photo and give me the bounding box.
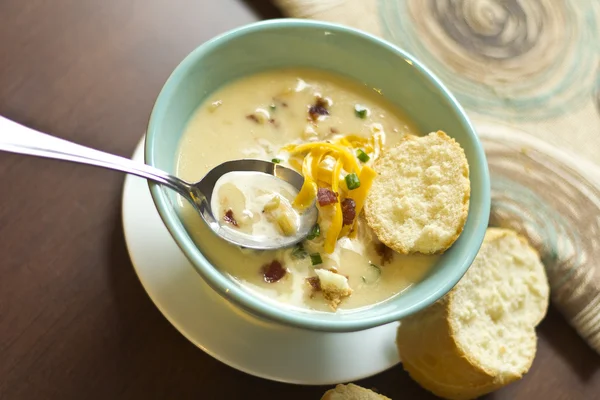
[145,18,490,332]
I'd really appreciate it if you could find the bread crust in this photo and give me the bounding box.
[321,383,391,400]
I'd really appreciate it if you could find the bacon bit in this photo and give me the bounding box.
[341,198,356,226]
[306,276,321,291]
[375,242,394,266]
[308,97,329,121]
[223,209,238,227]
[317,187,338,206]
[269,118,276,124]
[330,127,339,134]
[246,114,259,123]
[262,260,286,283]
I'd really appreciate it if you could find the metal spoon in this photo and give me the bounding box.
[0,116,318,250]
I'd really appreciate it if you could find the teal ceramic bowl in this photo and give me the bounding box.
[145,19,490,332]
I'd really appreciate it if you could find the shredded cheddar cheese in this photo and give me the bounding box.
[293,153,317,210]
[316,156,336,185]
[284,142,360,174]
[283,133,382,253]
[324,158,344,253]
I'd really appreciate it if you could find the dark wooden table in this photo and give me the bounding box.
[1,1,599,399]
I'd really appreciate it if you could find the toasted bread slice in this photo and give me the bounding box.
[321,383,391,400]
[364,130,470,254]
[396,228,550,400]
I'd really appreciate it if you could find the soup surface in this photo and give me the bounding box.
[211,171,302,240]
[176,68,439,312]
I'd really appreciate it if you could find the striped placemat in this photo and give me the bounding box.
[273,0,600,353]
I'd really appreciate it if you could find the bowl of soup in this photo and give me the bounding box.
[145,19,490,332]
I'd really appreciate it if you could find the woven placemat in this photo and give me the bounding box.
[273,0,600,353]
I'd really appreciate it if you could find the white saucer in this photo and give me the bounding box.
[121,137,400,385]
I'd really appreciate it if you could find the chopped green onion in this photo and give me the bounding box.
[356,149,370,163]
[345,173,361,190]
[362,263,382,284]
[307,223,320,240]
[370,263,381,274]
[291,243,308,259]
[370,263,382,280]
[354,104,369,119]
[269,104,277,111]
[310,253,323,266]
[271,158,282,164]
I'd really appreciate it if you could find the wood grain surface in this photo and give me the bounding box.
[0,1,599,399]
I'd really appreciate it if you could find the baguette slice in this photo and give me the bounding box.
[396,228,549,400]
[364,130,470,254]
[321,384,391,400]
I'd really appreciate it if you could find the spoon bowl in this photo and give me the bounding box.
[190,159,318,250]
[0,116,317,250]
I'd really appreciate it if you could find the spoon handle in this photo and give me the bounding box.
[0,116,192,197]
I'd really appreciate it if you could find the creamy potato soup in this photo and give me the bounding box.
[211,171,302,240]
[176,68,439,312]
